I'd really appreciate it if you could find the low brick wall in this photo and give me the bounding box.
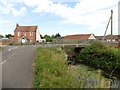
[2,39,13,45]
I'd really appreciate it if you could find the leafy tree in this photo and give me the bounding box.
[0,35,4,38]
[54,33,61,38]
[44,35,52,42]
[5,34,14,38]
[43,33,61,42]
[51,34,55,39]
[40,34,43,39]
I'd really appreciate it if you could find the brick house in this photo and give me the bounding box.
[13,23,41,44]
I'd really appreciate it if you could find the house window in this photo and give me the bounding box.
[18,32,20,36]
[30,32,32,36]
[24,32,26,36]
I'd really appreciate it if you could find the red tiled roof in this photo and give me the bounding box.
[63,34,91,40]
[14,25,38,32]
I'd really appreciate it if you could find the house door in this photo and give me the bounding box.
[21,38,26,43]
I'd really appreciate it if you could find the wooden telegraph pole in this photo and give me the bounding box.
[111,10,113,42]
[102,10,113,42]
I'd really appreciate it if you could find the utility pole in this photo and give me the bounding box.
[111,10,113,42]
[102,10,113,42]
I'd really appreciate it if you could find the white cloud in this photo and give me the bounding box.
[0,0,26,16]
[11,7,27,16]
[0,0,119,35]
[22,0,119,31]
[0,18,10,25]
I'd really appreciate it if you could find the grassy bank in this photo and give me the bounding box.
[34,47,78,88]
[33,47,112,88]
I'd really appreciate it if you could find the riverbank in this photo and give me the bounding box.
[33,47,115,88]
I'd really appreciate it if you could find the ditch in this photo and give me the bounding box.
[62,46,120,88]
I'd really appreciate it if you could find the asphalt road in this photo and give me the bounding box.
[1,45,39,88]
[0,50,2,90]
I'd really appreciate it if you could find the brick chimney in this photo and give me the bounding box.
[16,23,19,27]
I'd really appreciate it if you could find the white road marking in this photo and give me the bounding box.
[1,60,6,64]
[1,52,16,65]
[8,47,18,52]
[8,48,11,52]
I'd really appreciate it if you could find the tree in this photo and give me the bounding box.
[44,35,52,42]
[40,34,43,39]
[43,33,61,42]
[5,34,14,38]
[51,34,55,39]
[0,34,4,38]
[54,33,61,38]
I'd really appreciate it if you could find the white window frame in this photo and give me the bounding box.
[30,31,32,36]
[18,32,20,36]
[24,32,26,36]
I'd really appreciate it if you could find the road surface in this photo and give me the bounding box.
[0,50,2,90]
[1,45,38,88]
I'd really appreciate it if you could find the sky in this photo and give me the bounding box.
[0,0,119,37]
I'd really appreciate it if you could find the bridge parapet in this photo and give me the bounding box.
[55,44,89,47]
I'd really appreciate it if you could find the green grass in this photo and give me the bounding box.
[33,47,77,88]
[111,48,120,69]
[33,47,112,88]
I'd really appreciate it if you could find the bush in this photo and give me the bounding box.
[9,43,13,46]
[76,41,120,71]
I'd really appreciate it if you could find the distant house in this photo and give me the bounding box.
[54,33,96,44]
[13,23,42,44]
[96,35,120,42]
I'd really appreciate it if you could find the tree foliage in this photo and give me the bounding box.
[5,34,14,38]
[43,33,61,42]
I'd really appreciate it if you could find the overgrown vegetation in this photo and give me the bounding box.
[34,47,77,88]
[76,41,120,78]
[34,47,113,88]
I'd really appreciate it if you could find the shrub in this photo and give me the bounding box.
[9,43,13,46]
[76,41,120,71]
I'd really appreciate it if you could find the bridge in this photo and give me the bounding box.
[53,44,90,47]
